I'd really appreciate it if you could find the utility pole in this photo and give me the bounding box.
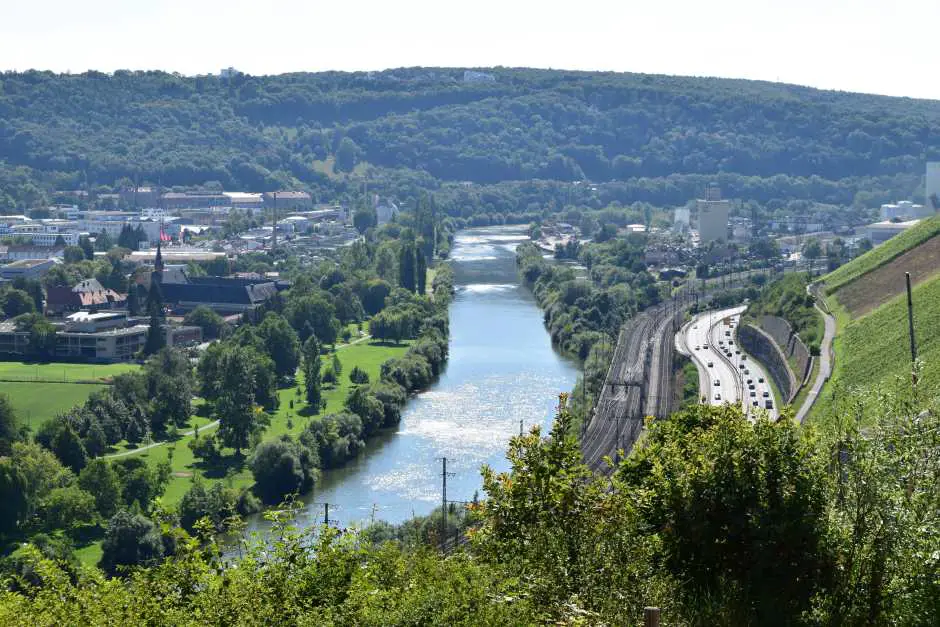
[519,419,523,437]
[906,272,917,386]
[324,502,329,526]
[439,457,454,549]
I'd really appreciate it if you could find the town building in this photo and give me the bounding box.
[927,162,940,209]
[223,192,264,211]
[865,219,920,245]
[0,245,65,262]
[879,200,932,221]
[0,258,58,280]
[46,278,126,316]
[375,197,400,225]
[696,188,731,244]
[264,191,313,210]
[161,192,229,210]
[0,311,202,362]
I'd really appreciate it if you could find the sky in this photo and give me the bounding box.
[2,0,938,100]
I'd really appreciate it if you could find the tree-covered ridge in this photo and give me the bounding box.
[1,67,938,208]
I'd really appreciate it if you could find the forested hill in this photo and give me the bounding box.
[1,67,939,209]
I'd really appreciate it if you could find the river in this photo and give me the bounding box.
[260,226,578,529]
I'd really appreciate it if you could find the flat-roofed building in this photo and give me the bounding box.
[0,258,58,280]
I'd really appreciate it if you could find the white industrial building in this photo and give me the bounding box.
[697,199,731,244]
[866,219,920,245]
[927,162,940,209]
[673,207,691,233]
[879,200,931,221]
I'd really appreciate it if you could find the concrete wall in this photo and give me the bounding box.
[759,315,812,381]
[739,323,798,403]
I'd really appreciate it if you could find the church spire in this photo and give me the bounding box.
[153,221,165,280]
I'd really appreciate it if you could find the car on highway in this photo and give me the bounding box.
[741,355,747,361]
[707,361,714,367]
[703,343,709,349]
[765,399,773,409]
[714,380,720,386]
[714,393,721,401]
[739,363,746,370]
[748,383,755,390]
[762,390,769,398]
[746,378,753,385]
[752,400,759,407]
[758,376,764,383]
[750,390,756,397]
[735,350,741,355]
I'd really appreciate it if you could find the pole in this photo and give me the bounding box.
[906,272,917,386]
[644,607,661,627]
[519,419,523,437]
[324,502,329,526]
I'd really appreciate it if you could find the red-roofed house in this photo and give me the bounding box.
[46,279,127,316]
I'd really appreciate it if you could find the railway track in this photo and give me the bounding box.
[581,295,692,474]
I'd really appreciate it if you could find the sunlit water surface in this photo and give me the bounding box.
[251,226,577,529]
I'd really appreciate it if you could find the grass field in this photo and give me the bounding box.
[823,213,940,294]
[810,272,940,424]
[0,361,139,382]
[2,382,107,431]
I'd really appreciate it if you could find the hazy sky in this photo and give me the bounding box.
[2,0,937,100]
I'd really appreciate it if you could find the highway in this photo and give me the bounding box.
[677,306,778,421]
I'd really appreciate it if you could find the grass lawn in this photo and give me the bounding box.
[122,339,412,507]
[2,382,107,431]
[74,541,103,569]
[0,361,139,382]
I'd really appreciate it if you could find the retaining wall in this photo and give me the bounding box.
[759,315,812,381]
[738,323,798,403]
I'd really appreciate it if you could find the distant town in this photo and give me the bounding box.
[0,189,401,361]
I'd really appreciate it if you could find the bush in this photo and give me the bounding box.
[248,437,318,504]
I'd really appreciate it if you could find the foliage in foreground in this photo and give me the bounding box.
[1,387,937,625]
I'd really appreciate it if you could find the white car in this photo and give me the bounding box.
[714,393,722,401]
[714,380,721,386]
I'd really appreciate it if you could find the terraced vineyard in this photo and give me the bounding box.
[813,272,940,422]
[824,213,940,295]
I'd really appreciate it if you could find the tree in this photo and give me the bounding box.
[802,238,822,260]
[750,237,781,260]
[398,241,417,292]
[94,230,114,252]
[215,346,259,455]
[621,404,831,624]
[183,305,225,339]
[144,349,193,432]
[0,393,23,455]
[349,366,370,385]
[178,479,237,532]
[362,279,392,316]
[78,235,95,260]
[335,136,361,172]
[52,424,88,474]
[78,459,122,519]
[0,458,28,535]
[331,353,343,376]
[302,335,322,408]
[2,288,36,318]
[99,511,165,576]
[353,207,377,234]
[11,277,44,312]
[285,294,340,345]
[248,436,318,504]
[257,312,301,379]
[416,251,427,295]
[38,486,97,531]
[63,246,86,264]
